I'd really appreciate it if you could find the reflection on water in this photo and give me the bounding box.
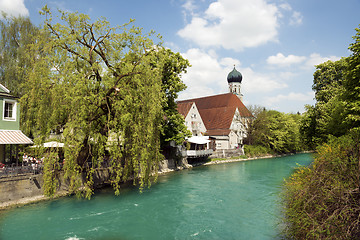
[0,153,312,240]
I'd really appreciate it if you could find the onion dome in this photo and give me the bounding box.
[227,67,242,83]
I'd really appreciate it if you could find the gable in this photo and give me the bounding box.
[177,101,194,118]
[178,93,253,118]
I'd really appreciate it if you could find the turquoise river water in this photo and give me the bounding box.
[0,153,312,240]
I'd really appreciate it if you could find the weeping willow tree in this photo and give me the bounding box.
[20,7,190,198]
[0,13,39,97]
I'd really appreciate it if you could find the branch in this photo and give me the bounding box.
[46,23,90,64]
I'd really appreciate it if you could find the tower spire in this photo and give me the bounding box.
[227,66,243,101]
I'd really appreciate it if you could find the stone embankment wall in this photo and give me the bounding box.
[210,149,244,158]
[0,174,45,204]
[0,157,189,209]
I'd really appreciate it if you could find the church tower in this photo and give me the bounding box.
[227,66,243,102]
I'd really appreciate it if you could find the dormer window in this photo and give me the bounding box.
[3,99,16,121]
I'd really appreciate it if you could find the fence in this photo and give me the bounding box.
[0,165,43,178]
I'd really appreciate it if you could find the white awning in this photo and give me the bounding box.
[187,136,210,145]
[0,130,33,145]
[43,141,64,148]
[31,141,64,148]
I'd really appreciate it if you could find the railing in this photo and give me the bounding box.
[0,165,43,178]
[184,149,213,158]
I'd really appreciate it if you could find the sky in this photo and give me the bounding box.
[1,0,360,113]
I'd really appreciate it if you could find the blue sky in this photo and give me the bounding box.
[1,0,360,113]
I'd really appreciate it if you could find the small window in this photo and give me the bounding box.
[3,99,16,121]
[4,102,13,118]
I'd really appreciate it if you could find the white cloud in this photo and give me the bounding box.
[178,48,288,100]
[0,0,29,18]
[182,0,197,13]
[267,52,341,69]
[290,11,303,26]
[241,67,288,93]
[264,91,315,109]
[279,3,292,11]
[178,48,233,99]
[304,53,340,69]
[178,0,280,51]
[267,53,306,67]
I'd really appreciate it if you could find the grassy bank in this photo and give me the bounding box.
[282,134,360,239]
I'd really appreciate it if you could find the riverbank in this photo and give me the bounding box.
[0,152,311,210]
[0,154,315,240]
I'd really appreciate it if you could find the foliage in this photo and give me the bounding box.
[246,104,265,118]
[159,49,191,146]
[312,58,348,103]
[284,26,360,239]
[245,109,304,153]
[0,13,39,96]
[20,7,189,198]
[282,133,360,239]
[300,58,349,147]
[243,144,274,158]
[344,26,360,131]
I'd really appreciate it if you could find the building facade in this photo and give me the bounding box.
[0,84,33,163]
[177,67,253,152]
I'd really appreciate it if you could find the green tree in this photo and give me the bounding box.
[312,58,348,103]
[247,109,303,153]
[344,26,360,131]
[283,25,360,239]
[299,105,319,148]
[0,13,39,96]
[21,8,189,198]
[300,58,349,148]
[158,49,191,146]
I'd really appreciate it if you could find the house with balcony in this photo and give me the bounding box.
[177,67,253,157]
[177,101,214,159]
[0,83,33,164]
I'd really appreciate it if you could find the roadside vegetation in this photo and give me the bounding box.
[282,26,360,239]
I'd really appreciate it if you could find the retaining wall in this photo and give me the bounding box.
[0,157,189,208]
[210,148,244,158]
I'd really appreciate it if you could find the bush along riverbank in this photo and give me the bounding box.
[282,133,360,239]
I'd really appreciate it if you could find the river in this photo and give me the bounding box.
[0,153,312,240]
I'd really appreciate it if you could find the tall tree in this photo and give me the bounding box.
[300,58,348,147]
[344,26,360,131]
[247,109,303,153]
[158,49,191,146]
[21,7,189,198]
[0,13,38,96]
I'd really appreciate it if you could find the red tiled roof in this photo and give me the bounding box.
[178,93,252,117]
[177,93,253,131]
[199,107,236,130]
[176,101,194,117]
[204,129,231,136]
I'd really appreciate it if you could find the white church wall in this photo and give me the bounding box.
[184,103,207,136]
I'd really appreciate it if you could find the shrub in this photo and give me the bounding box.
[282,133,360,239]
[244,144,274,158]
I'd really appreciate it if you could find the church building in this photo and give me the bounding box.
[177,67,253,151]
